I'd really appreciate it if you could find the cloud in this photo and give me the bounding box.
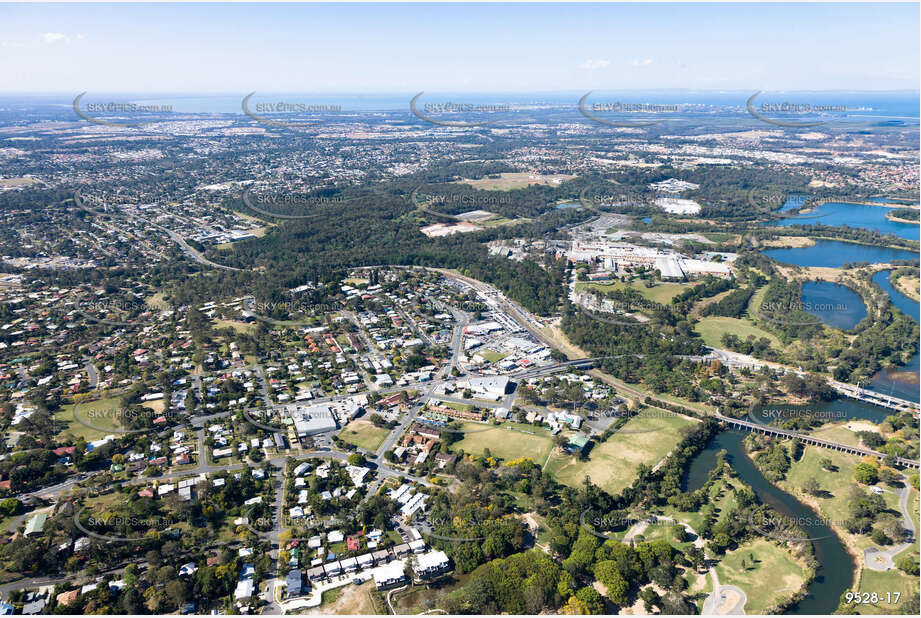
[42,32,72,45]
[1,41,27,49]
[580,59,610,70]
[631,58,654,67]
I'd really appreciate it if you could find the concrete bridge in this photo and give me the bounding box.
[830,382,920,416]
[717,414,921,469]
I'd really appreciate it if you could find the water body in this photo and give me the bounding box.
[778,194,807,213]
[748,399,891,426]
[555,202,580,210]
[800,281,867,329]
[762,240,917,268]
[682,431,855,615]
[867,270,920,402]
[768,201,919,241]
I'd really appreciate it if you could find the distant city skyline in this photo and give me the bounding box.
[0,2,918,93]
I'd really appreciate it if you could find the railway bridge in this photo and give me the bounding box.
[717,414,921,469]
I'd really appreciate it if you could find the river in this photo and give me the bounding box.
[682,431,855,614]
[695,229,919,612]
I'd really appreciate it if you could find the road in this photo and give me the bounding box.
[864,478,917,571]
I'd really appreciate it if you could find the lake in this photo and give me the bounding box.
[867,270,920,402]
[762,240,917,268]
[767,201,919,241]
[800,281,867,330]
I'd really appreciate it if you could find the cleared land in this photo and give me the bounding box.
[694,316,782,349]
[449,421,557,463]
[213,319,258,335]
[575,280,687,305]
[715,538,807,614]
[0,177,40,188]
[477,350,507,363]
[55,396,125,441]
[893,273,920,302]
[545,410,696,494]
[455,172,576,191]
[759,236,817,248]
[338,420,390,452]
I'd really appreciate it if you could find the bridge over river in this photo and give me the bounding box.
[716,414,920,469]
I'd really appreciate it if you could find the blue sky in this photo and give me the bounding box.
[1,2,918,93]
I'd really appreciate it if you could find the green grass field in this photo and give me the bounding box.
[694,316,782,349]
[856,566,919,614]
[575,280,687,305]
[440,401,475,412]
[477,350,507,363]
[338,420,390,452]
[545,410,697,494]
[55,396,126,441]
[630,522,696,553]
[449,421,556,463]
[715,538,808,614]
[779,446,903,554]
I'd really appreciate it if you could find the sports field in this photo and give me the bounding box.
[544,410,697,494]
[694,316,782,349]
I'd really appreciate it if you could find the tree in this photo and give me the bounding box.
[575,587,605,614]
[0,498,20,517]
[347,452,366,466]
[640,587,661,612]
[897,555,920,576]
[802,477,821,496]
[594,561,629,605]
[854,463,878,485]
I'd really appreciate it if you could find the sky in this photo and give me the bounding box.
[0,2,918,93]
